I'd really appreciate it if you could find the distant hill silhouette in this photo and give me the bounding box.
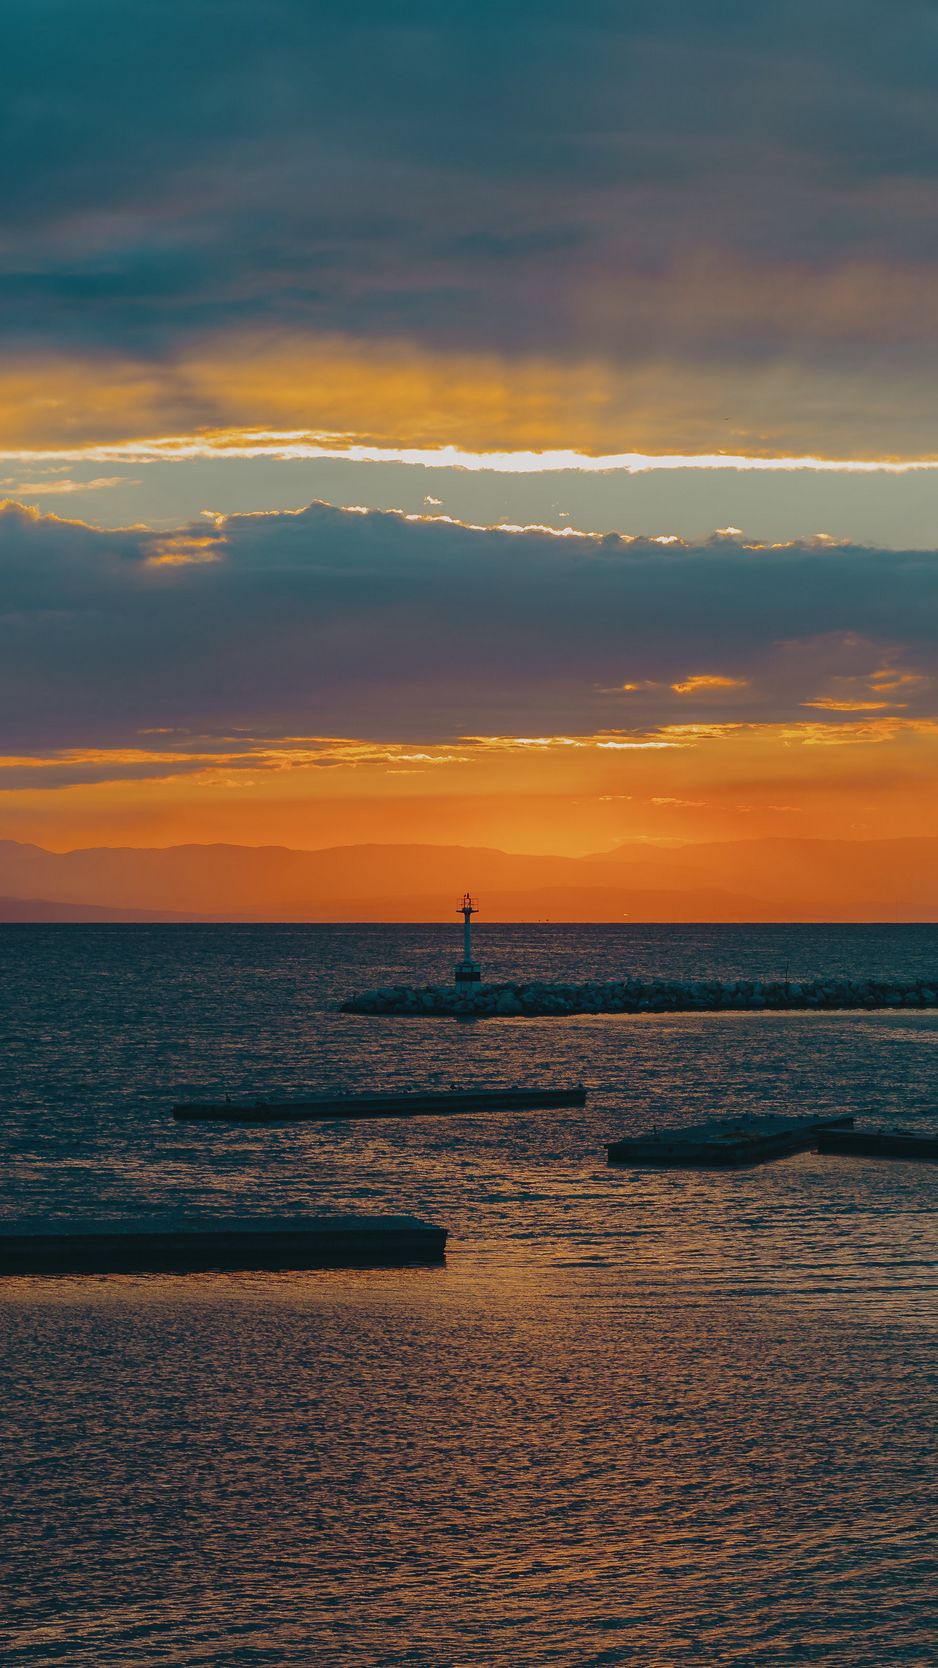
[2,835,938,920]
[0,893,203,922]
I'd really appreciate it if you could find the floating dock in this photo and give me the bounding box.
[817,1126,938,1161]
[607,1112,855,1168]
[173,1085,587,1122]
[0,1215,448,1275]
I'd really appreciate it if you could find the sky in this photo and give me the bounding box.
[2,1,938,865]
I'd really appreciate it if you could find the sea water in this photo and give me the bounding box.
[1,925,936,1665]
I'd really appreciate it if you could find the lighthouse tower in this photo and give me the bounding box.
[455,892,482,991]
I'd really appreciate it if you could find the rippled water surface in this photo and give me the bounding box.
[2,925,936,1665]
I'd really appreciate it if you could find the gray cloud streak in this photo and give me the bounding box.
[5,1,938,369]
[2,501,937,757]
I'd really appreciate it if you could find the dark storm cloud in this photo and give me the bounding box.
[2,500,937,758]
[6,1,938,362]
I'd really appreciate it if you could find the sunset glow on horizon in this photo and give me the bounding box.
[3,1,938,915]
[3,487,938,902]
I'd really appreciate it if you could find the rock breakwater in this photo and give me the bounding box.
[341,976,938,1018]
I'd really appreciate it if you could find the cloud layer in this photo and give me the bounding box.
[3,500,937,781]
[7,2,938,452]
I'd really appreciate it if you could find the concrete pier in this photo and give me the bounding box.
[817,1126,938,1161]
[342,976,938,1018]
[0,1215,448,1275]
[607,1112,854,1168]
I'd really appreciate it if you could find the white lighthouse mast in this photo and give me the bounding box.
[455,891,481,991]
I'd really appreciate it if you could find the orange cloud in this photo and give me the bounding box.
[4,718,937,793]
[801,698,895,712]
[7,330,938,462]
[868,668,932,693]
[4,716,938,858]
[146,532,226,565]
[671,674,750,695]
[0,476,128,496]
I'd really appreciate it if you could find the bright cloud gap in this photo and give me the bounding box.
[4,431,938,475]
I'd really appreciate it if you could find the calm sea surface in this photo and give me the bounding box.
[1,924,936,1665]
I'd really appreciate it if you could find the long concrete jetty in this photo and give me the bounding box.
[0,1215,448,1275]
[173,1085,587,1121]
[607,1112,854,1168]
[817,1126,938,1161]
[341,976,938,1018]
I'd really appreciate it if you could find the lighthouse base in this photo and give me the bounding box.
[454,962,482,990]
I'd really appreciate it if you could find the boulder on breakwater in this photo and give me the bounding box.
[341,976,938,1018]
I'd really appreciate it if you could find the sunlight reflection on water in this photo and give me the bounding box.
[1,925,936,1664]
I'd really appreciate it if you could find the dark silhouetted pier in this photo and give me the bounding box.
[0,1215,447,1275]
[607,1112,854,1168]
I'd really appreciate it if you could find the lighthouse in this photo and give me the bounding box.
[455,892,482,991]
